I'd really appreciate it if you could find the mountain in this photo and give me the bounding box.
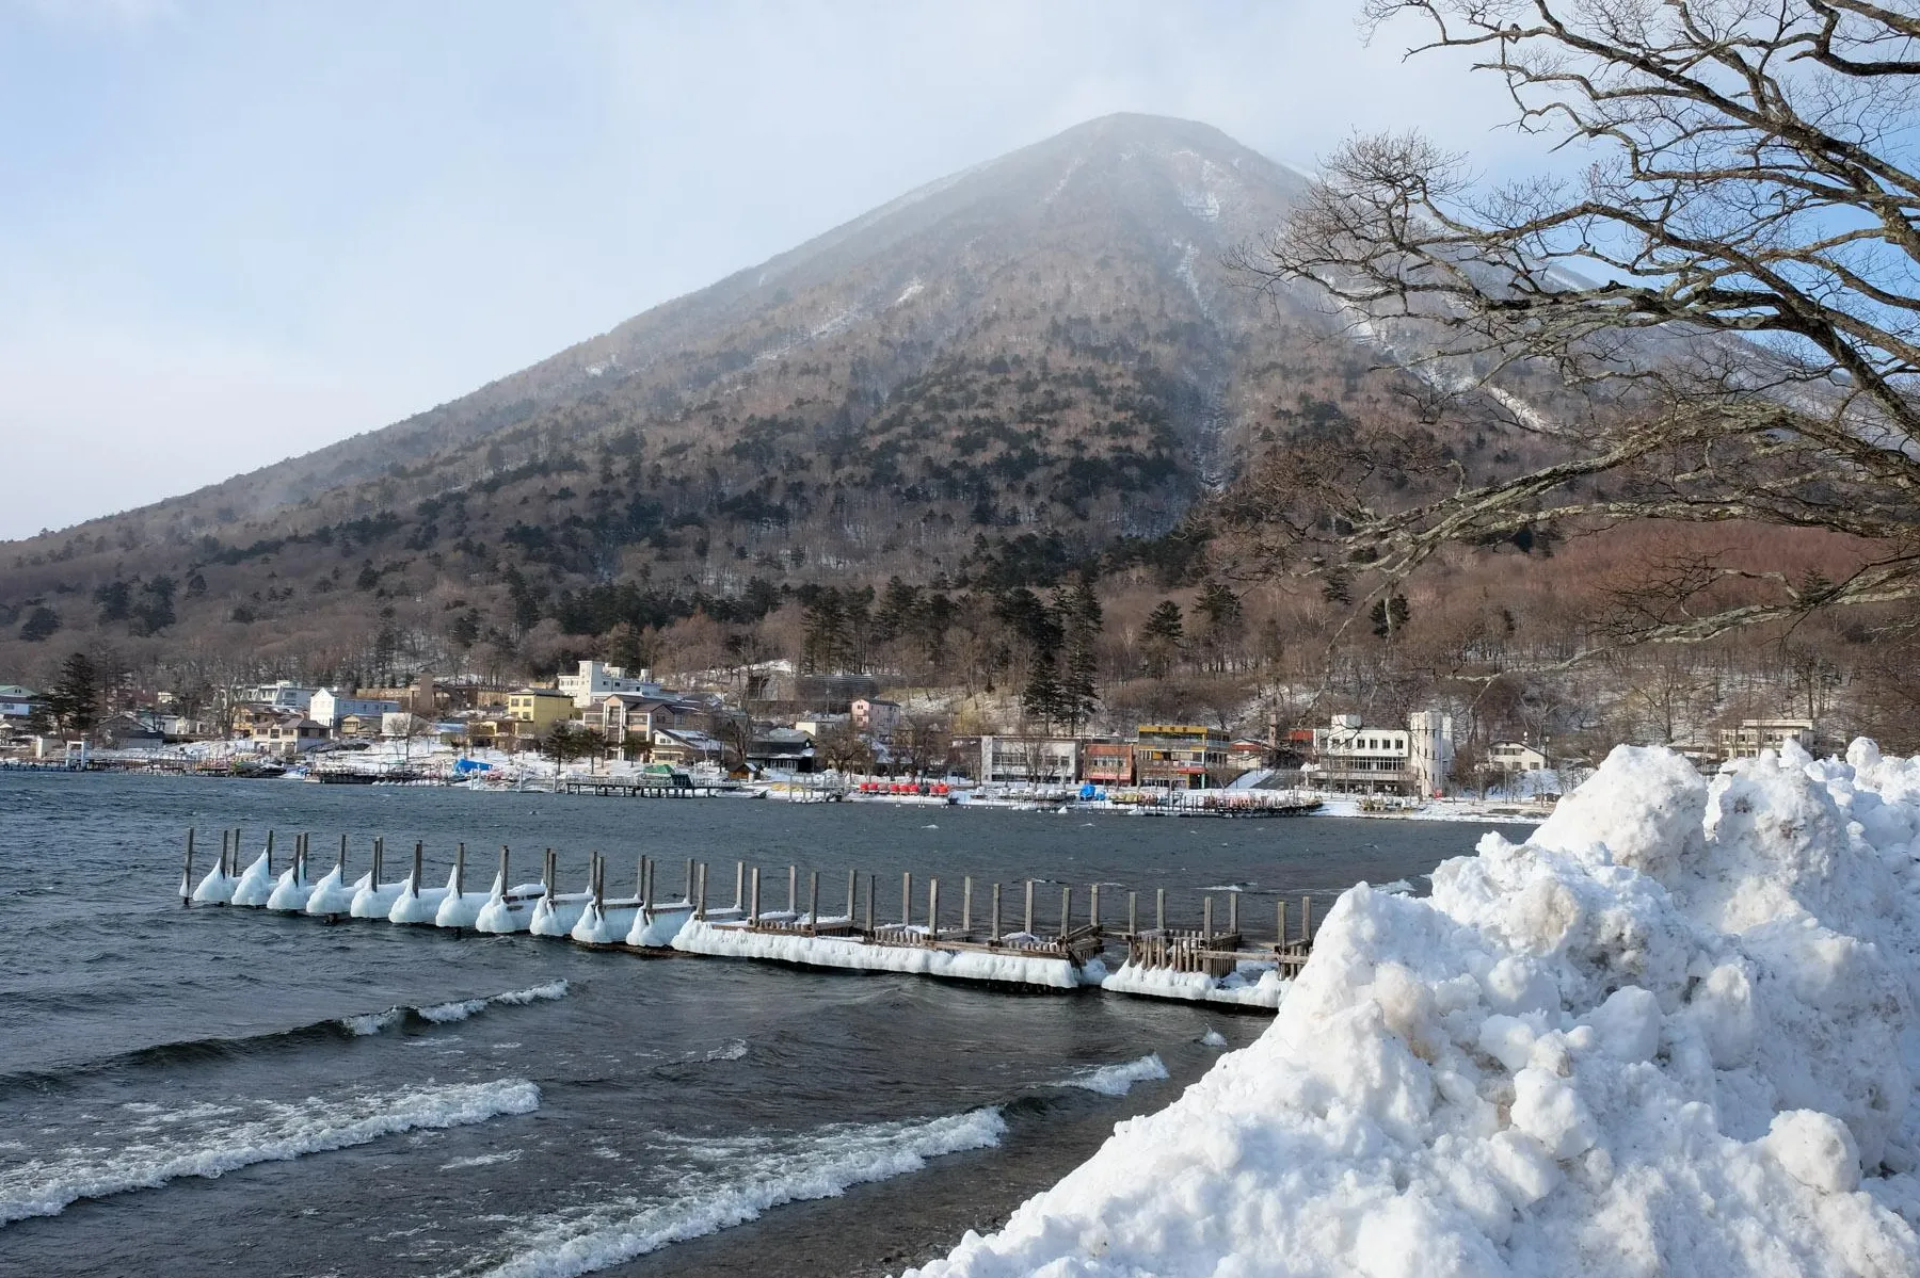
[0,113,1535,671]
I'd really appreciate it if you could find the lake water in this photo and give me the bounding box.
[0,772,1514,1276]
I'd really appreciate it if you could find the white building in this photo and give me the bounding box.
[1408,710,1455,797]
[557,661,661,709]
[851,698,902,739]
[1310,714,1412,794]
[1489,741,1550,773]
[979,735,1080,786]
[236,680,316,712]
[308,689,401,729]
[1718,718,1816,760]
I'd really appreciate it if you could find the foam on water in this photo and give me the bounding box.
[1058,1053,1169,1097]
[344,981,571,1035]
[0,1079,539,1226]
[467,1108,1007,1278]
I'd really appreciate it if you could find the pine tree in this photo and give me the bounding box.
[1142,600,1185,678]
[46,652,99,738]
[19,606,59,642]
[1022,649,1064,730]
[1370,594,1411,640]
[1057,577,1103,734]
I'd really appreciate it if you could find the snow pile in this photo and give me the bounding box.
[227,851,276,907]
[303,866,360,916]
[388,875,452,924]
[671,920,1092,989]
[0,1079,539,1225]
[913,743,1920,1276]
[189,859,237,905]
[264,860,314,911]
[627,902,695,948]
[1101,961,1288,1008]
[474,1107,1006,1277]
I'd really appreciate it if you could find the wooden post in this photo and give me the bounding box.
[455,842,466,896]
[544,849,556,903]
[1228,890,1238,935]
[182,828,195,906]
[808,870,819,935]
[1277,899,1287,948]
[991,882,1002,942]
[1302,895,1312,942]
[1128,891,1137,937]
[685,858,695,902]
[229,828,239,876]
[696,861,708,919]
[846,868,857,924]
[640,855,652,910]
[218,829,229,879]
[1090,883,1101,932]
[1060,884,1071,939]
[1156,887,1166,932]
[787,864,797,914]
[1203,895,1214,942]
[1024,879,1035,935]
[902,871,912,928]
[593,853,605,909]
[411,840,423,890]
[648,857,658,909]
[928,878,940,943]
[265,829,275,875]
[373,837,383,888]
[498,845,510,893]
[961,876,973,936]
[734,860,745,911]
[749,866,761,924]
[338,834,348,876]
[866,873,876,933]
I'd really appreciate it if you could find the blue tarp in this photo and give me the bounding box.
[454,758,494,774]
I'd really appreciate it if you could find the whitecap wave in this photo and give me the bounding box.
[466,1108,1005,1277]
[1059,1053,1169,1097]
[0,1079,540,1226]
[342,980,570,1035]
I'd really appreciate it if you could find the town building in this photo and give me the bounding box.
[234,680,316,712]
[557,661,661,708]
[261,715,328,756]
[1310,715,1414,795]
[1081,741,1136,786]
[851,698,901,739]
[506,687,577,732]
[746,727,815,773]
[649,726,725,767]
[1408,710,1456,797]
[1134,724,1230,788]
[308,689,401,729]
[0,685,39,721]
[979,735,1080,785]
[1489,741,1550,774]
[1718,718,1817,759]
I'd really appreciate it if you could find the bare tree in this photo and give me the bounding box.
[1239,1,1920,648]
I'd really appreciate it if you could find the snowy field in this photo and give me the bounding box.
[910,742,1920,1276]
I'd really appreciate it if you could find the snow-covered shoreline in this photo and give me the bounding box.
[911,742,1920,1276]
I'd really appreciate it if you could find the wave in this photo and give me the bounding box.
[0,1079,540,1227]
[462,1108,1005,1278]
[0,982,570,1092]
[1057,1053,1169,1097]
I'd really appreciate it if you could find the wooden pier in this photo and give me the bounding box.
[178,825,1324,1004]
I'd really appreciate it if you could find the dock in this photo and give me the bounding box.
[177,826,1323,1008]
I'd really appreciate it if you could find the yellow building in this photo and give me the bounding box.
[507,687,576,731]
[1135,724,1230,788]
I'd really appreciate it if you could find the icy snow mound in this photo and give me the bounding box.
[1102,961,1287,1008]
[672,920,1087,988]
[913,743,1920,1277]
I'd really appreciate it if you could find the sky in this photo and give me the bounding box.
[0,0,1567,542]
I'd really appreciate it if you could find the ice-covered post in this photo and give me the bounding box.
[230,828,240,876]
[1228,891,1238,936]
[265,829,275,875]
[696,861,708,919]
[411,840,423,890]
[902,871,912,928]
[928,878,940,943]
[1024,880,1035,936]
[991,882,1003,942]
[181,828,195,906]
[373,837,384,888]
[845,869,857,923]
[592,853,605,910]
[866,873,876,933]
[1202,895,1214,942]
[455,842,466,896]
[498,846,510,894]
[1155,887,1166,932]
[1059,884,1071,939]
[961,877,973,936]
[337,834,348,876]
[543,849,556,904]
[640,855,652,910]
[685,858,695,902]
[749,866,761,925]
[807,870,819,934]
[734,860,745,912]
[648,857,658,909]
[218,829,230,879]
[788,865,797,914]
[1127,891,1137,937]
[1276,899,1287,948]
[1090,883,1101,933]
[1301,895,1312,943]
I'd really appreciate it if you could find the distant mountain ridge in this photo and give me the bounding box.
[0,112,1527,663]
